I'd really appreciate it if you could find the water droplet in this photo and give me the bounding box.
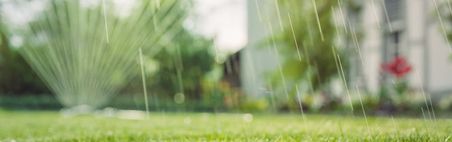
[242,113,253,123]
[174,93,185,104]
[184,117,192,125]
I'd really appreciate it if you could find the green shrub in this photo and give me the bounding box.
[239,99,269,113]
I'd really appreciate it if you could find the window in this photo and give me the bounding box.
[384,0,404,23]
[383,0,405,59]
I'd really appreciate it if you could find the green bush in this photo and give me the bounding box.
[0,95,61,110]
[0,33,49,94]
[239,99,270,113]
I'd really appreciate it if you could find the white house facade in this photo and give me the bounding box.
[241,0,452,97]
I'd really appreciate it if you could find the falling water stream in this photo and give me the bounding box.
[1,0,187,111]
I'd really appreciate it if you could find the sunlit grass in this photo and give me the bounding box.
[0,111,451,141]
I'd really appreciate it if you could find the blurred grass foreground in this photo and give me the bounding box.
[0,111,451,141]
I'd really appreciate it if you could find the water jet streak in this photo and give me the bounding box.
[370,0,381,30]
[356,86,370,136]
[102,0,110,43]
[311,0,324,41]
[4,0,187,109]
[432,0,452,53]
[139,48,149,117]
[287,13,302,61]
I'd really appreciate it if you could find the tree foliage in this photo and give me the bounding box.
[141,29,216,100]
[269,0,343,93]
[0,29,49,94]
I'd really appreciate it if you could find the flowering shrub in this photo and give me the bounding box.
[382,56,412,78]
[381,56,412,97]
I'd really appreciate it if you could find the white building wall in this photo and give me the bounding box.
[242,0,280,96]
[360,1,384,92]
[427,22,452,93]
[406,0,425,89]
[243,0,452,96]
[360,0,452,94]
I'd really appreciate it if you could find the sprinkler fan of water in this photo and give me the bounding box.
[1,0,187,111]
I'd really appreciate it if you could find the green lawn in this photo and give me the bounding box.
[0,111,451,141]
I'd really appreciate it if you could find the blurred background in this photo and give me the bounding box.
[0,0,451,116]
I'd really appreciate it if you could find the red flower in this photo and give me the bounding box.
[382,56,412,78]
